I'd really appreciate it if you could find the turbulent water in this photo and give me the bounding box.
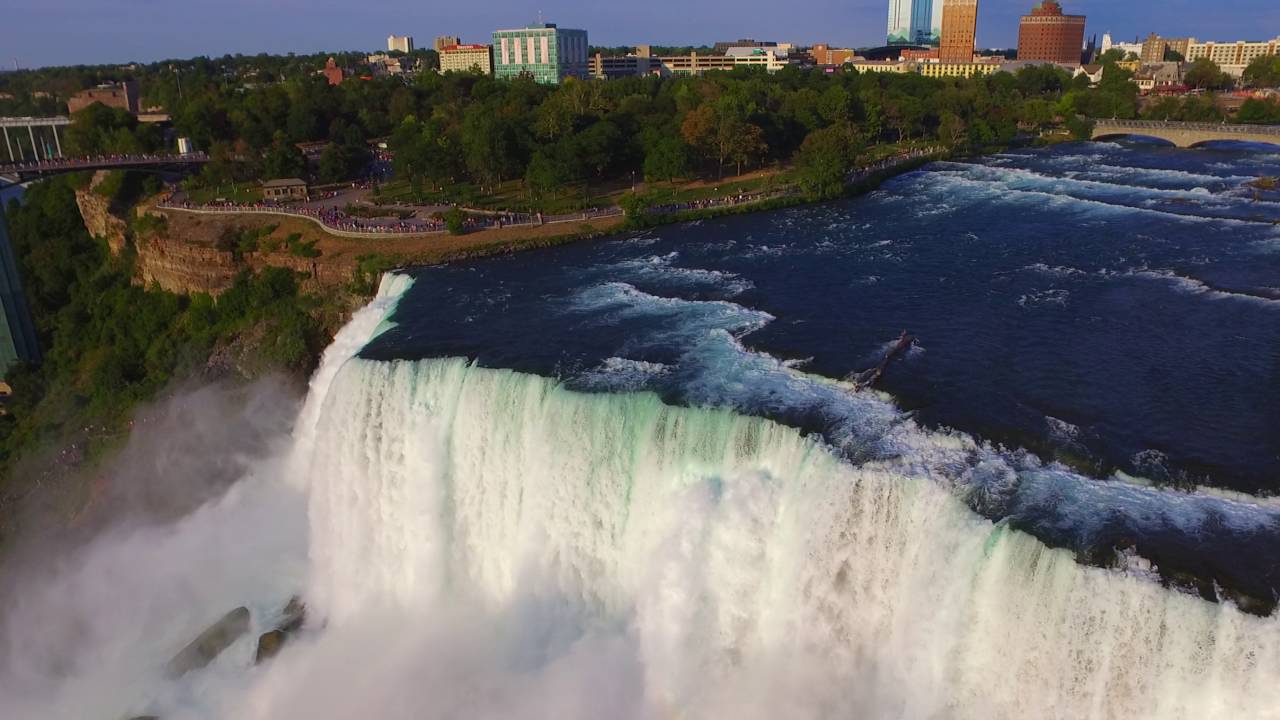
[3,142,1280,719]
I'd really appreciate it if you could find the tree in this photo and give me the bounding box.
[460,107,518,190]
[1242,56,1280,89]
[1064,116,1094,141]
[262,136,308,180]
[794,123,863,199]
[443,207,466,235]
[643,136,691,182]
[1184,59,1233,91]
[524,151,564,201]
[1236,98,1280,125]
[937,112,968,147]
[64,103,160,155]
[725,120,768,177]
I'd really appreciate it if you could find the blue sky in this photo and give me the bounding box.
[2,0,1278,68]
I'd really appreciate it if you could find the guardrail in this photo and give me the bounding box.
[155,201,624,240]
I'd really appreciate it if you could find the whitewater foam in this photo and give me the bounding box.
[606,252,755,296]
[289,357,1280,720]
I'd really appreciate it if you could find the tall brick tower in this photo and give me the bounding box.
[940,0,979,62]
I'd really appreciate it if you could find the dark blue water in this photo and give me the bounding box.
[366,141,1280,607]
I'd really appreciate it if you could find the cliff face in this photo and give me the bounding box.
[74,175,128,254]
[135,234,243,295]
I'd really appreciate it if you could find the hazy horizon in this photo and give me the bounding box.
[2,0,1278,70]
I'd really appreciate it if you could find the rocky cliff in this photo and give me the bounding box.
[74,174,128,254]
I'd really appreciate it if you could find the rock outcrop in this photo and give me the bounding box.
[134,234,242,295]
[74,174,128,253]
[255,596,306,664]
[166,606,251,677]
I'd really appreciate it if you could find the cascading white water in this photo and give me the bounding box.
[290,353,1280,720]
[7,273,1278,720]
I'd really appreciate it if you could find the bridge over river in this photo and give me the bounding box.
[0,153,210,187]
[1091,119,1280,148]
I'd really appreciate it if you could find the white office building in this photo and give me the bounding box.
[387,35,414,53]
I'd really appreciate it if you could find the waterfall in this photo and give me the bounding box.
[7,274,1276,720]
[293,354,1279,720]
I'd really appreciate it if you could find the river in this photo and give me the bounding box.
[4,141,1279,720]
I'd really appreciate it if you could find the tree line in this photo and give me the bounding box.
[11,51,1280,207]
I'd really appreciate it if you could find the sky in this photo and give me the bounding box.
[2,0,1278,69]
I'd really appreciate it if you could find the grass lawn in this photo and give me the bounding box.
[640,169,798,206]
[186,182,263,205]
[372,177,627,215]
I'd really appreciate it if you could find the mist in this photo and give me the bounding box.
[0,377,307,720]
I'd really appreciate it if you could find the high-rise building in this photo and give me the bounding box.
[1017,1,1086,66]
[492,24,588,84]
[1185,37,1280,78]
[0,203,40,379]
[387,35,414,54]
[434,35,462,52]
[439,44,494,75]
[1141,34,1191,64]
[1101,33,1143,59]
[888,0,939,46]
[939,0,979,63]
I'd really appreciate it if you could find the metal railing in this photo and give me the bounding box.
[0,153,210,173]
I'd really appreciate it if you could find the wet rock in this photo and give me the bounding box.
[254,596,307,665]
[166,606,250,677]
[255,629,287,663]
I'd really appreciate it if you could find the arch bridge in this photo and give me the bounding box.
[1091,119,1280,148]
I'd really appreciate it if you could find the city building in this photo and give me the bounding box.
[811,44,859,66]
[902,47,942,60]
[322,58,346,86]
[1101,33,1143,59]
[1186,38,1280,78]
[1017,1,1086,66]
[262,178,310,201]
[0,203,40,380]
[366,53,412,76]
[387,35,414,54]
[1074,64,1105,84]
[67,82,139,115]
[590,51,655,79]
[915,58,1001,78]
[439,44,494,75]
[714,38,778,52]
[888,0,942,46]
[724,46,794,72]
[849,59,912,74]
[492,24,589,84]
[434,36,461,52]
[586,45,797,78]
[1141,34,1191,64]
[940,0,979,63]
[1133,62,1184,92]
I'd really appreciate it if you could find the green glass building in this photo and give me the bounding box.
[492,24,589,85]
[0,201,39,379]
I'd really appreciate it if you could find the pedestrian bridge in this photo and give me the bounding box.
[1091,119,1280,148]
[0,153,209,187]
